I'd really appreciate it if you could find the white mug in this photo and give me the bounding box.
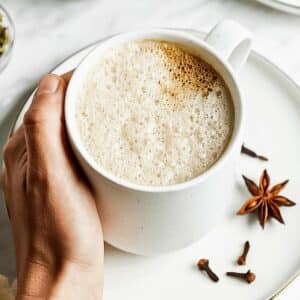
[65,20,252,255]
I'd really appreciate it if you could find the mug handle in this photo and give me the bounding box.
[204,20,252,72]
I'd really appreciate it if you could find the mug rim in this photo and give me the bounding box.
[65,28,244,193]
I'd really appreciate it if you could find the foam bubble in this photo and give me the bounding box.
[76,40,234,186]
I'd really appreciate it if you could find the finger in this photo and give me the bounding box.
[0,169,5,189]
[23,74,66,168]
[3,126,26,170]
[1,172,11,219]
[61,70,73,84]
[8,126,24,143]
[27,73,66,116]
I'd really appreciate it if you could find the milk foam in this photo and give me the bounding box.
[76,40,234,186]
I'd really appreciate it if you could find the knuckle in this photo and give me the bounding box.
[23,108,44,126]
[27,166,50,191]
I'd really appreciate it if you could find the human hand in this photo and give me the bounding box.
[2,73,104,300]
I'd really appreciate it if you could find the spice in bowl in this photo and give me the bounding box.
[0,13,9,56]
[0,5,14,73]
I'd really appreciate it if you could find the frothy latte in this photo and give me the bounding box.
[75,40,234,186]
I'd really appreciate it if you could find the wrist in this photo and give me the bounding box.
[50,261,103,300]
[17,256,103,300]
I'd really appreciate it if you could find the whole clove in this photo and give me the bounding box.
[237,241,250,265]
[241,144,268,161]
[226,270,256,284]
[197,259,219,282]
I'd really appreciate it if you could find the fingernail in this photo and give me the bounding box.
[36,74,60,96]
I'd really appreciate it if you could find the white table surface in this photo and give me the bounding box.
[1,0,300,298]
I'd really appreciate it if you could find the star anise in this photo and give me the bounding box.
[237,169,296,228]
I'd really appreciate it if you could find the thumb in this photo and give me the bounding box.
[23,74,67,169]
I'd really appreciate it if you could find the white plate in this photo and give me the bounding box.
[255,0,300,14]
[5,29,300,300]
